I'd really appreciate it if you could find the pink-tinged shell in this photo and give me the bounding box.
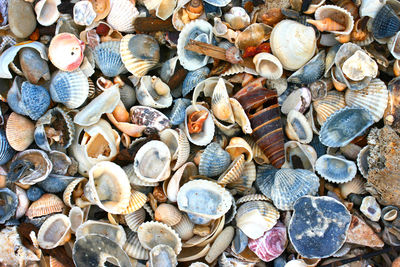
[248,222,287,262]
[49,33,85,72]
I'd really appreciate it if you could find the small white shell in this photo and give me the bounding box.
[315,155,357,184]
[35,0,61,26]
[253,52,283,80]
[106,0,139,32]
[73,0,96,26]
[224,7,250,30]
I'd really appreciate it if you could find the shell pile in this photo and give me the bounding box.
[1,0,400,266]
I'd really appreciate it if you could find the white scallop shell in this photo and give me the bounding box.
[106,0,139,32]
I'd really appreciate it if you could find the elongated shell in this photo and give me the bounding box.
[253,52,283,80]
[185,105,215,146]
[38,214,71,249]
[205,226,234,263]
[211,78,234,123]
[315,155,357,183]
[93,41,127,77]
[230,98,252,134]
[6,112,34,151]
[106,0,138,32]
[313,5,354,35]
[138,221,182,254]
[345,78,388,122]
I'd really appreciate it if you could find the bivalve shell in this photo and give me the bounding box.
[285,110,313,144]
[48,33,85,72]
[38,214,71,249]
[124,229,149,260]
[93,41,127,77]
[313,90,346,125]
[138,221,182,254]
[106,0,139,32]
[35,0,61,26]
[6,112,34,151]
[315,155,357,183]
[185,105,215,146]
[253,52,283,80]
[372,4,400,39]
[198,142,231,177]
[76,220,126,247]
[125,208,146,232]
[26,193,65,219]
[155,203,183,226]
[73,0,96,26]
[0,188,18,223]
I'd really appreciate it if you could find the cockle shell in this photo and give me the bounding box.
[388,31,400,60]
[313,90,346,125]
[84,161,131,214]
[136,76,173,108]
[371,4,400,39]
[107,0,138,32]
[49,33,85,72]
[123,229,149,260]
[125,208,146,232]
[73,0,96,26]
[149,244,177,267]
[270,20,316,71]
[15,186,29,219]
[183,215,225,248]
[93,41,127,77]
[38,214,71,249]
[170,98,192,125]
[287,50,325,84]
[313,5,354,35]
[0,188,18,223]
[138,221,182,254]
[182,67,209,97]
[253,52,283,80]
[185,105,215,146]
[217,154,245,185]
[159,128,190,171]
[173,214,195,241]
[315,155,357,183]
[155,203,183,226]
[119,189,148,215]
[26,193,65,219]
[63,177,87,207]
[198,142,231,176]
[339,175,366,198]
[6,112,34,151]
[76,220,127,246]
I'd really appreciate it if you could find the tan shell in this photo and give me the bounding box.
[313,90,346,125]
[211,78,235,123]
[217,154,246,186]
[243,136,269,165]
[119,190,148,215]
[160,128,190,171]
[155,203,182,226]
[253,52,283,80]
[125,208,146,232]
[236,194,271,204]
[230,98,252,134]
[183,216,225,248]
[225,137,253,162]
[63,177,88,208]
[26,193,65,219]
[6,112,34,151]
[172,214,195,241]
[205,226,235,263]
[339,175,367,198]
[38,214,71,249]
[178,244,210,262]
[285,110,313,144]
[235,23,272,51]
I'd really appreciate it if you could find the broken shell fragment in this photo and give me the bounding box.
[138,221,182,254]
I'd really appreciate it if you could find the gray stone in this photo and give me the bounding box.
[8,0,36,38]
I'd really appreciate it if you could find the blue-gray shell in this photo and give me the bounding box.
[287,50,325,84]
[26,186,44,201]
[255,165,278,199]
[0,187,18,224]
[372,5,400,39]
[37,174,76,193]
[0,129,15,165]
[182,66,210,97]
[198,142,231,177]
[169,98,191,125]
[93,41,127,77]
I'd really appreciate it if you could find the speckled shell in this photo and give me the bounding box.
[319,107,374,147]
[124,229,149,260]
[93,41,127,77]
[106,0,138,32]
[49,69,89,109]
[313,90,346,125]
[372,4,400,39]
[130,106,171,132]
[138,221,182,254]
[315,155,357,183]
[125,208,146,232]
[177,19,213,71]
[73,0,96,26]
[185,105,215,146]
[345,78,388,122]
[0,188,18,224]
[198,142,231,177]
[76,220,126,247]
[287,50,325,84]
[177,179,232,220]
[170,98,191,125]
[289,196,351,258]
[182,67,210,97]
[26,193,65,219]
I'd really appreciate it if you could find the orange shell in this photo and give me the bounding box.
[119,190,148,215]
[6,112,35,151]
[26,194,65,219]
[307,17,346,32]
[187,110,209,134]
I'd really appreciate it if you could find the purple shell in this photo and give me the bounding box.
[248,222,287,262]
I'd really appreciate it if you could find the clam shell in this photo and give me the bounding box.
[253,52,283,80]
[177,19,213,71]
[315,155,357,183]
[93,41,127,77]
[341,50,378,82]
[73,0,96,26]
[155,203,182,226]
[48,33,85,72]
[205,226,234,263]
[372,4,400,39]
[314,5,354,35]
[138,221,182,254]
[170,98,192,125]
[124,163,160,187]
[19,46,51,84]
[319,107,374,147]
[284,141,317,171]
[182,67,210,97]
[149,244,177,267]
[198,142,231,177]
[236,194,271,205]
[313,90,346,125]
[38,214,71,249]
[119,190,148,215]
[106,0,138,32]
[136,76,173,108]
[270,20,316,71]
[160,128,190,171]
[177,179,232,220]
[217,154,245,186]
[124,229,149,260]
[0,188,18,223]
[6,112,34,151]
[125,208,146,232]
[49,151,72,175]
[133,140,171,183]
[357,145,369,178]
[345,78,388,122]
[50,69,89,109]
[166,162,197,202]
[287,50,325,84]
[76,220,126,247]
[84,161,131,214]
[120,34,160,78]
[172,214,195,241]
[285,110,313,144]
[339,175,366,198]
[26,193,65,219]
[69,206,84,232]
[185,105,215,146]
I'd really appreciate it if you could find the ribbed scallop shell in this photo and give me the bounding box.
[345,78,388,122]
[287,50,325,84]
[173,214,195,241]
[120,34,160,78]
[26,193,65,219]
[0,129,15,165]
[170,98,191,125]
[229,160,257,193]
[49,69,89,109]
[372,4,400,39]
[119,190,148,215]
[315,155,357,183]
[125,208,146,232]
[38,214,71,249]
[155,203,182,226]
[199,142,231,177]
[106,0,138,32]
[160,128,190,171]
[271,169,320,210]
[313,90,346,125]
[93,41,127,77]
[0,188,18,223]
[236,194,271,204]
[319,107,374,147]
[217,154,245,186]
[314,5,354,35]
[6,112,34,151]
[76,220,126,247]
[138,221,182,254]
[182,67,210,97]
[339,175,366,198]
[124,229,149,260]
[185,105,215,146]
[255,165,277,199]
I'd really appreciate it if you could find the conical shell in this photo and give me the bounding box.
[313,5,354,35]
[211,78,234,123]
[217,154,245,186]
[125,208,146,232]
[38,214,71,249]
[339,175,366,198]
[155,203,182,226]
[6,112,34,151]
[313,90,346,125]
[106,0,138,32]
[93,41,127,77]
[26,193,64,219]
[253,52,283,80]
[119,190,148,215]
[172,214,195,241]
[185,105,215,146]
[124,229,149,260]
[345,78,388,122]
[138,221,182,254]
[198,142,231,177]
[315,155,357,183]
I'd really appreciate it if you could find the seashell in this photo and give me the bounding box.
[8,149,52,185]
[76,220,127,246]
[160,56,179,83]
[90,0,111,21]
[125,208,146,232]
[339,175,366,198]
[178,245,211,262]
[74,85,120,126]
[7,78,51,121]
[185,105,215,146]
[49,151,73,175]
[120,34,160,78]
[177,179,232,221]
[309,78,332,102]
[93,41,127,77]
[134,140,171,183]
[48,33,85,72]
[225,137,253,163]
[360,0,385,18]
[155,203,182,226]
[228,160,256,192]
[211,114,241,137]
[106,0,138,32]
[288,196,351,259]
[224,7,250,30]
[281,87,312,115]
[231,228,248,255]
[385,76,400,132]
[235,23,272,51]
[270,20,316,71]
[34,107,75,151]
[284,141,317,171]
[313,90,346,125]
[229,98,252,134]
[160,128,190,171]
[388,31,400,60]
[213,17,239,43]
[205,226,234,263]
[360,196,381,222]
[26,193,65,219]
[183,215,225,247]
[177,19,213,71]
[172,213,195,241]
[130,105,171,132]
[234,78,285,168]
[62,177,87,207]
[73,234,131,267]
[136,76,173,108]
[287,50,325,84]
[49,69,89,109]
[119,190,148,215]
[69,119,120,176]
[154,0,177,21]
[118,80,136,109]
[38,214,71,249]
[345,78,388,122]
[285,110,313,144]
[315,155,357,183]
[73,0,96,26]
[217,154,245,185]
[211,78,234,123]
[382,205,399,223]
[235,200,279,239]
[34,0,61,26]
[248,222,286,262]
[84,161,131,214]
[319,107,374,147]
[123,229,149,260]
[0,188,18,223]
[331,67,347,91]
[69,206,84,232]
[6,112,34,151]
[15,186,29,219]
[0,41,48,79]
[19,47,51,84]
[166,162,197,202]
[356,145,369,178]
[192,76,234,106]
[182,68,209,97]
[372,4,400,39]
[253,52,283,80]
[198,142,231,177]
[170,98,192,125]
[244,136,269,165]
[312,5,354,35]
[138,221,182,254]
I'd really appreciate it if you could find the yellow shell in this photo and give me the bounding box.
[6,112,35,151]
[313,90,346,125]
[120,190,148,215]
[217,154,246,186]
[26,194,65,219]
